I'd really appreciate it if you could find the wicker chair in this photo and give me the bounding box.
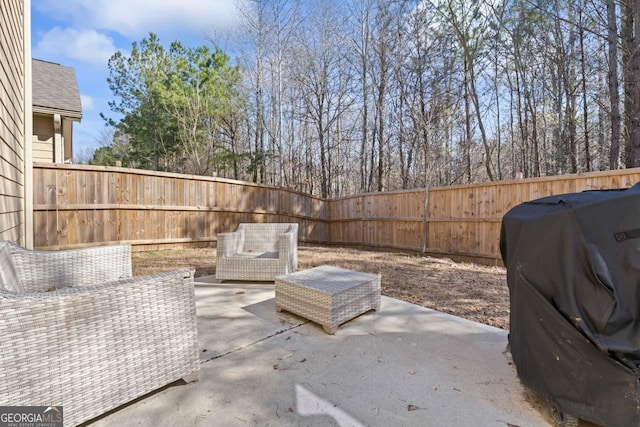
[216,223,298,281]
[0,242,200,426]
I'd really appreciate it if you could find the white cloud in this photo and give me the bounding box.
[80,94,95,111]
[34,27,117,66]
[34,0,247,39]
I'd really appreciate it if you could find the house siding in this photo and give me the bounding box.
[0,0,29,245]
[32,114,54,162]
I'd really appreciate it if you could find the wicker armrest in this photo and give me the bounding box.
[278,230,297,259]
[37,269,191,296]
[217,230,244,257]
[9,244,132,292]
[0,268,199,425]
[278,226,298,273]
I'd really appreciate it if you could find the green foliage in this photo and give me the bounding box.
[102,33,244,175]
[89,146,118,166]
[245,150,272,178]
[102,33,174,170]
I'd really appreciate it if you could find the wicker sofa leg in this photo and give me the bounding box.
[182,370,200,383]
[323,325,338,335]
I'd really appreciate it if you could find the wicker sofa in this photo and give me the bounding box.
[0,242,200,426]
[216,223,298,281]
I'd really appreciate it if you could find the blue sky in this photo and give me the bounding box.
[31,0,246,161]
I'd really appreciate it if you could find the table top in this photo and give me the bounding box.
[275,265,379,294]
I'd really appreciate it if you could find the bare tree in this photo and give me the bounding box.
[607,0,622,169]
[218,0,639,196]
[437,0,495,181]
[622,0,640,166]
[347,0,375,192]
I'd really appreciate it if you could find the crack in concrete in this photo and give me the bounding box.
[200,320,310,364]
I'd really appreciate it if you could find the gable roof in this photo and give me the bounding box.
[32,59,82,120]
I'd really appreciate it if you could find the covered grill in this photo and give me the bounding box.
[500,183,640,427]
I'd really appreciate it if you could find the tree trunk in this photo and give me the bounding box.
[622,0,638,166]
[608,0,621,169]
[463,55,472,183]
[579,5,590,172]
[376,73,386,192]
[623,0,640,165]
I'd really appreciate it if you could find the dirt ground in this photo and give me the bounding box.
[132,244,510,330]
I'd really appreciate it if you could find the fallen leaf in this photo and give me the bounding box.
[407,404,420,411]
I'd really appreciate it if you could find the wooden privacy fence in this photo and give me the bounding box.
[329,189,428,253]
[33,163,329,250]
[426,171,640,263]
[33,163,640,263]
[329,168,640,264]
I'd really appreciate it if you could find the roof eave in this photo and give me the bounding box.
[33,106,82,121]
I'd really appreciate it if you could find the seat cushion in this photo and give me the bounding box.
[229,251,278,259]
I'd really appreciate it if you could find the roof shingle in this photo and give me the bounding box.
[32,59,82,119]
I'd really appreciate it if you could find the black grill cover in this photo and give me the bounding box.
[500,183,640,427]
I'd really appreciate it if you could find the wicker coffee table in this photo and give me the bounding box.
[275,265,381,334]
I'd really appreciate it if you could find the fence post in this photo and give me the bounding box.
[423,185,430,253]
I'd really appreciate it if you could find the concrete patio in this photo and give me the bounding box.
[86,278,551,427]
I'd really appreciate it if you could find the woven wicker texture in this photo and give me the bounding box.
[0,242,200,426]
[216,223,298,281]
[275,265,381,334]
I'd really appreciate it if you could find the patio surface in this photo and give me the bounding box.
[87,277,551,427]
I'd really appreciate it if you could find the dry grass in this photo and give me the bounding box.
[132,244,509,330]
